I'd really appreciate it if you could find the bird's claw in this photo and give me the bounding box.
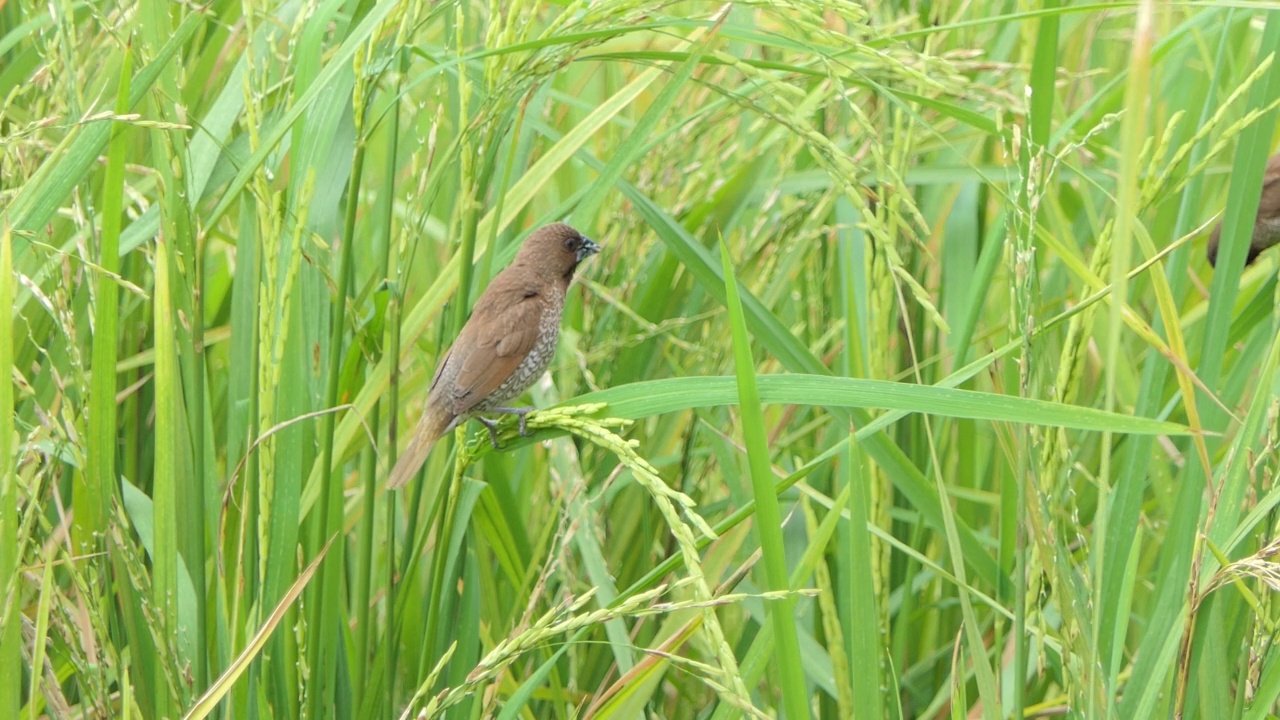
[476,417,503,450]
[476,408,533,450]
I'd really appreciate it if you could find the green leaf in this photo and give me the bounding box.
[720,240,809,719]
[573,375,1192,436]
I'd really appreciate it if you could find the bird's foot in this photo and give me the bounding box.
[475,416,502,450]
[492,407,534,437]
[475,408,535,451]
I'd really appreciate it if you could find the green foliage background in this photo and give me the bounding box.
[1,0,1278,718]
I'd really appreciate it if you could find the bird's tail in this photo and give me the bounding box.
[387,404,452,489]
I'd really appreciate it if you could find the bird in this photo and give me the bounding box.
[1208,153,1280,267]
[387,222,600,489]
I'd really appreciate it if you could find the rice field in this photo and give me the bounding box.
[1,1,1279,718]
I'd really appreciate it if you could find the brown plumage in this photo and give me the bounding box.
[1208,153,1280,267]
[388,223,599,489]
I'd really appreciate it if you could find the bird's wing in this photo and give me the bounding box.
[438,276,545,415]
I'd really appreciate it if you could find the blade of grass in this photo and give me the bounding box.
[26,551,55,720]
[138,0,208,689]
[153,235,180,718]
[572,375,1192,436]
[0,223,17,719]
[307,84,365,720]
[354,24,410,701]
[837,226,883,720]
[720,239,809,718]
[80,39,133,555]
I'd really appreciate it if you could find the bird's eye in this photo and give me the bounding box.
[564,237,578,251]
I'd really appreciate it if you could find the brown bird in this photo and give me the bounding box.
[388,223,599,489]
[1208,153,1280,267]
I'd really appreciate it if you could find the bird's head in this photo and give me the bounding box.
[517,222,600,281]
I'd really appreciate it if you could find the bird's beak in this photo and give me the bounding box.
[577,237,601,263]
